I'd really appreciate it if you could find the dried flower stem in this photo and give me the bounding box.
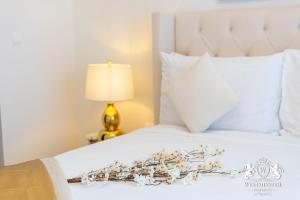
[68,146,241,186]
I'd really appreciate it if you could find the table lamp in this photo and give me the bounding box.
[85,61,134,140]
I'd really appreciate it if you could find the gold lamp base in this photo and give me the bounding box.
[99,130,123,140]
[98,102,123,140]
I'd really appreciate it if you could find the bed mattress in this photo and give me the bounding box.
[55,125,300,200]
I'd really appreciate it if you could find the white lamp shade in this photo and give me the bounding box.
[85,63,134,101]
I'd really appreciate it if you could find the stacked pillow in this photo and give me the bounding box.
[280,50,300,137]
[160,52,283,133]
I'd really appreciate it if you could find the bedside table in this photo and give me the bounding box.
[86,131,124,144]
[86,132,99,144]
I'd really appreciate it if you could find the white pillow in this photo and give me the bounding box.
[280,50,300,136]
[167,54,239,132]
[160,52,199,125]
[160,52,283,133]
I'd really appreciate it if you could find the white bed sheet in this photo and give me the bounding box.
[55,125,300,200]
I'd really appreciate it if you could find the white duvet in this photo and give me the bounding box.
[55,125,300,200]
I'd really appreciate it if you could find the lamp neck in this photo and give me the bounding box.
[107,101,114,106]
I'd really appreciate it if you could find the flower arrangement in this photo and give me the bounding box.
[68,145,240,186]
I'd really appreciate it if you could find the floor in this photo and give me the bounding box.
[0,110,4,166]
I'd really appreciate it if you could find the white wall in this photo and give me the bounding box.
[0,0,80,165]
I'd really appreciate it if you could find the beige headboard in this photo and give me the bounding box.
[152,5,300,124]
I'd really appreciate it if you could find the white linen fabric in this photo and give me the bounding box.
[160,52,283,133]
[280,50,300,137]
[167,54,239,132]
[42,158,72,200]
[55,125,300,200]
[210,53,283,133]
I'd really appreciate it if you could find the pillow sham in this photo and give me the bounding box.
[167,54,239,132]
[280,50,300,137]
[160,53,199,125]
[160,52,283,133]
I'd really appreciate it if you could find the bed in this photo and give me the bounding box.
[56,125,300,200]
[2,5,300,200]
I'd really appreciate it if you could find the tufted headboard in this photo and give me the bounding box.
[152,5,300,123]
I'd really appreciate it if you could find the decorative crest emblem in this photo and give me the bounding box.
[244,158,284,180]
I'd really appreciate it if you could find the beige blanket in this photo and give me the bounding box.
[0,158,71,200]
